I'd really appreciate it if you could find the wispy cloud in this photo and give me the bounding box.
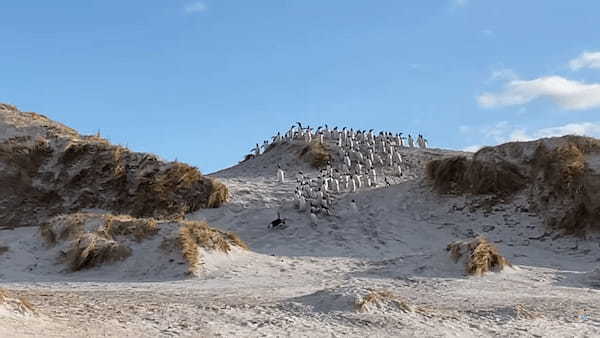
[184,2,207,14]
[478,76,600,111]
[489,68,518,82]
[462,121,600,151]
[452,0,469,7]
[569,51,600,71]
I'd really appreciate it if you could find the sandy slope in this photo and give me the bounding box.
[2,137,600,337]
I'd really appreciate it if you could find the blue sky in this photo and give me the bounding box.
[2,1,600,172]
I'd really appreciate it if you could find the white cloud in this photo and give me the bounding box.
[569,51,600,71]
[462,121,600,151]
[478,76,600,110]
[184,2,207,14]
[489,68,518,82]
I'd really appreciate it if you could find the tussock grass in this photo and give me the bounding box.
[428,135,600,234]
[0,289,35,314]
[172,220,248,274]
[63,233,132,271]
[239,153,255,163]
[515,304,541,319]
[426,156,525,195]
[102,215,159,242]
[299,141,331,168]
[41,213,160,271]
[447,236,511,276]
[354,290,414,313]
[206,179,229,208]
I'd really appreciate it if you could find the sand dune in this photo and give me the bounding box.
[2,105,600,336]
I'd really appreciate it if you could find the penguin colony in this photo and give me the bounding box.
[251,122,429,228]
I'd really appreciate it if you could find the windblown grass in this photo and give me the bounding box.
[64,233,132,271]
[354,290,414,313]
[299,141,331,168]
[172,220,248,274]
[206,179,229,208]
[0,289,35,314]
[426,156,525,195]
[41,213,160,271]
[447,236,511,276]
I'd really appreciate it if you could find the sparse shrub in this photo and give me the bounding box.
[206,179,229,208]
[0,246,9,255]
[447,236,511,276]
[0,288,36,314]
[174,220,248,274]
[354,290,414,313]
[299,141,331,168]
[63,233,132,271]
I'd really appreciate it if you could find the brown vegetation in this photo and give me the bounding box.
[427,136,600,234]
[425,156,526,195]
[0,288,35,314]
[354,290,414,313]
[0,105,229,229]
[41,213,160,271]
[167,220,249,274]
[0,246,9,255]
[447,236,511,276]
[299,141,331,168]
[64,233,132,271]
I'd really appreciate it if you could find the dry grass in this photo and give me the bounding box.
[0,246,9,255]
[175,220,248,274]
[428,136,600,234]
[63,233,132,271]
[354,290,414,313]
[1,123,229,228]
[239,153,255,163]
[514,304,541,320]
[0,288,35,314]
[41,213,161,271]
[447,236,511,276]
[299,141,331,168]
[206,179,229,208]
[426,156,526,195]
[102,215,159,242]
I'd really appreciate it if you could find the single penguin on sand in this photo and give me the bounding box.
[269,211,287,229]
[350,199,359,214]
[277,164,285,183]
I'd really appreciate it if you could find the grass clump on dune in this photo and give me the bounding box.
[299,141,331,168]
[0,288,35,315]
[354,290,414,313]
[170,220,249,275]
[425,156,525,196]
[447,236,511,276]
[206,179,229,208]
[41,213,160,271]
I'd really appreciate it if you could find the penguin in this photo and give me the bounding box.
[298,196,306,211]
[269,211,287,229]
[310,212,318,227]
[277,164,285,183]
[350,199,359,214]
